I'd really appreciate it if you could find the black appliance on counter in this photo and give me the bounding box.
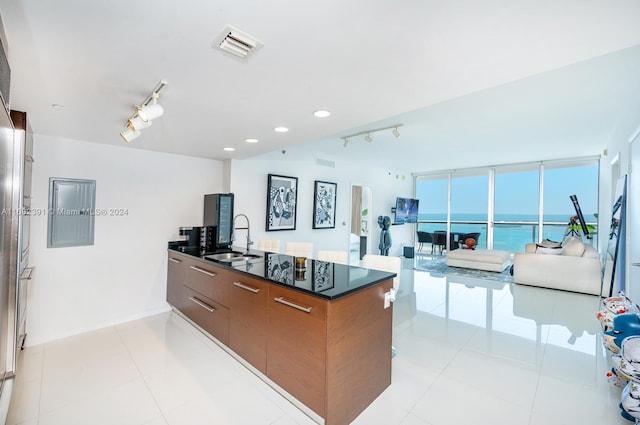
[178,226,202,251]
[204,193,234,252]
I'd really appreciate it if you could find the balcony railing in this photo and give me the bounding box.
[417,219,597,254]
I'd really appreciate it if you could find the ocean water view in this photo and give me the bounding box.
[416,213,599,253]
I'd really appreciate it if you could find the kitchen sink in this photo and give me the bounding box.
[205,252,262,263]
[206,251,245,261]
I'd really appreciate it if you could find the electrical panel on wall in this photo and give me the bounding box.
[47,178,96,248]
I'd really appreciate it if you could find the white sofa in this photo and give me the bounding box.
[513,237,606,296]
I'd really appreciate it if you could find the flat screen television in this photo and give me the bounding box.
[394,197,419,224]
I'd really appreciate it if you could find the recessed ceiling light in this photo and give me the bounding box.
[245,138,259,143]
[274,126,289,133]
[314,110,330,118]
[223,147,235,152]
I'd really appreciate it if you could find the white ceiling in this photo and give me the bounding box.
[1,0,640,173]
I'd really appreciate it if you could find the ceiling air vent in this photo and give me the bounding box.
[214,25,263,59]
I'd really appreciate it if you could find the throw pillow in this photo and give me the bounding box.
[535,246,563,255]
[563,237,586,257]
[539,239,562,248]
[535,238,563,255]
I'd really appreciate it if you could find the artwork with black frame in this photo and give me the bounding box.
[266,174,298,231]
[313,180,337,229]
[312,260,334,292]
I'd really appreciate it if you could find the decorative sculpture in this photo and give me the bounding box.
[377,215,392,256]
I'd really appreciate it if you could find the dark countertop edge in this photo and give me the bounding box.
[166,246,396,301]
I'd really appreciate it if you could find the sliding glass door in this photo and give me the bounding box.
[451,172,488,249]
[494,166,540,251]
[415,157,599,253]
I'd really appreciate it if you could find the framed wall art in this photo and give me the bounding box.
[313,180,337,229]
[266,174,298,231]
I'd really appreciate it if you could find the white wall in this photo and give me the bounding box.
[600,80,640,301]
[27,135,224,345]
[227,154,415,258]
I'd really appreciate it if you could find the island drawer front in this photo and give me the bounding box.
[267,285,328,417]
[182,286,229,345]
[229,274,269,374]
[167,254,187,309]
[182,257,230,306]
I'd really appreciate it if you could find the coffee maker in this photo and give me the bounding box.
[178,226,202,252]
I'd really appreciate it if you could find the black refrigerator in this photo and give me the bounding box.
[204,193,234,251]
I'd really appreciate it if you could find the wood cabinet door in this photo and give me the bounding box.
[167,253,187,310]
[229,274,268,373]
[267,285,327,417]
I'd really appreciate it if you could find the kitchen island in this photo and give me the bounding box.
[166,245,395,425]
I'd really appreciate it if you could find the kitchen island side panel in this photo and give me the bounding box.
[325,279,393,425]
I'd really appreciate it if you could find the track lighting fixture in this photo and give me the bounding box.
[120,80,167,142]
[137,101,164,122]
[127,116,152,132]
[340,123,403,147]
[120,127,141,143]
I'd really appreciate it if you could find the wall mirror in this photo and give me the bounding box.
[603,175,627,297]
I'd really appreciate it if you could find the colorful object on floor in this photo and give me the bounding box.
[621,380,640,421]
[598,296,633,331]
[604,313,640,354]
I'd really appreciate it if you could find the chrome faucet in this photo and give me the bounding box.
[232,213,253,253]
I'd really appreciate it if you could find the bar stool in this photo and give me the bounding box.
[284,242,313,258]
[317,250,349,265]
[257,239,281,253]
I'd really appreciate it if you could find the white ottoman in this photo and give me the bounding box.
[446,249,511,272]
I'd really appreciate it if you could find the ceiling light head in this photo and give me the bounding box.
[120,127,141,143]
[314,110,331,118]
[364,133,372,142]
[223,147,235,152]
[137,103,164,122]
[393,127,400,137]
[274,126,289,133]
[127,116,152,132]
[245,138,259,143]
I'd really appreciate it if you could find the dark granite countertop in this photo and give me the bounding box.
[167,242,396,300]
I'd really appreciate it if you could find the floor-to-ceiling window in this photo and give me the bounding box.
[494,165,540,252]
[415,157,599,253]
[542,160,599,244]
[451,171,488,249]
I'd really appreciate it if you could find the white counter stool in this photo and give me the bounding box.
[317,250,349,265]
[257,239,280,253]
[285,242,313,258]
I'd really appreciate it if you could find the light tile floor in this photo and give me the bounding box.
[7,263,630,425]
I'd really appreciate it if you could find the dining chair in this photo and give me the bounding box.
[317,250,349,265]
[257,239,281,253]
[416,231,434,254]
[284,242,313,258]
